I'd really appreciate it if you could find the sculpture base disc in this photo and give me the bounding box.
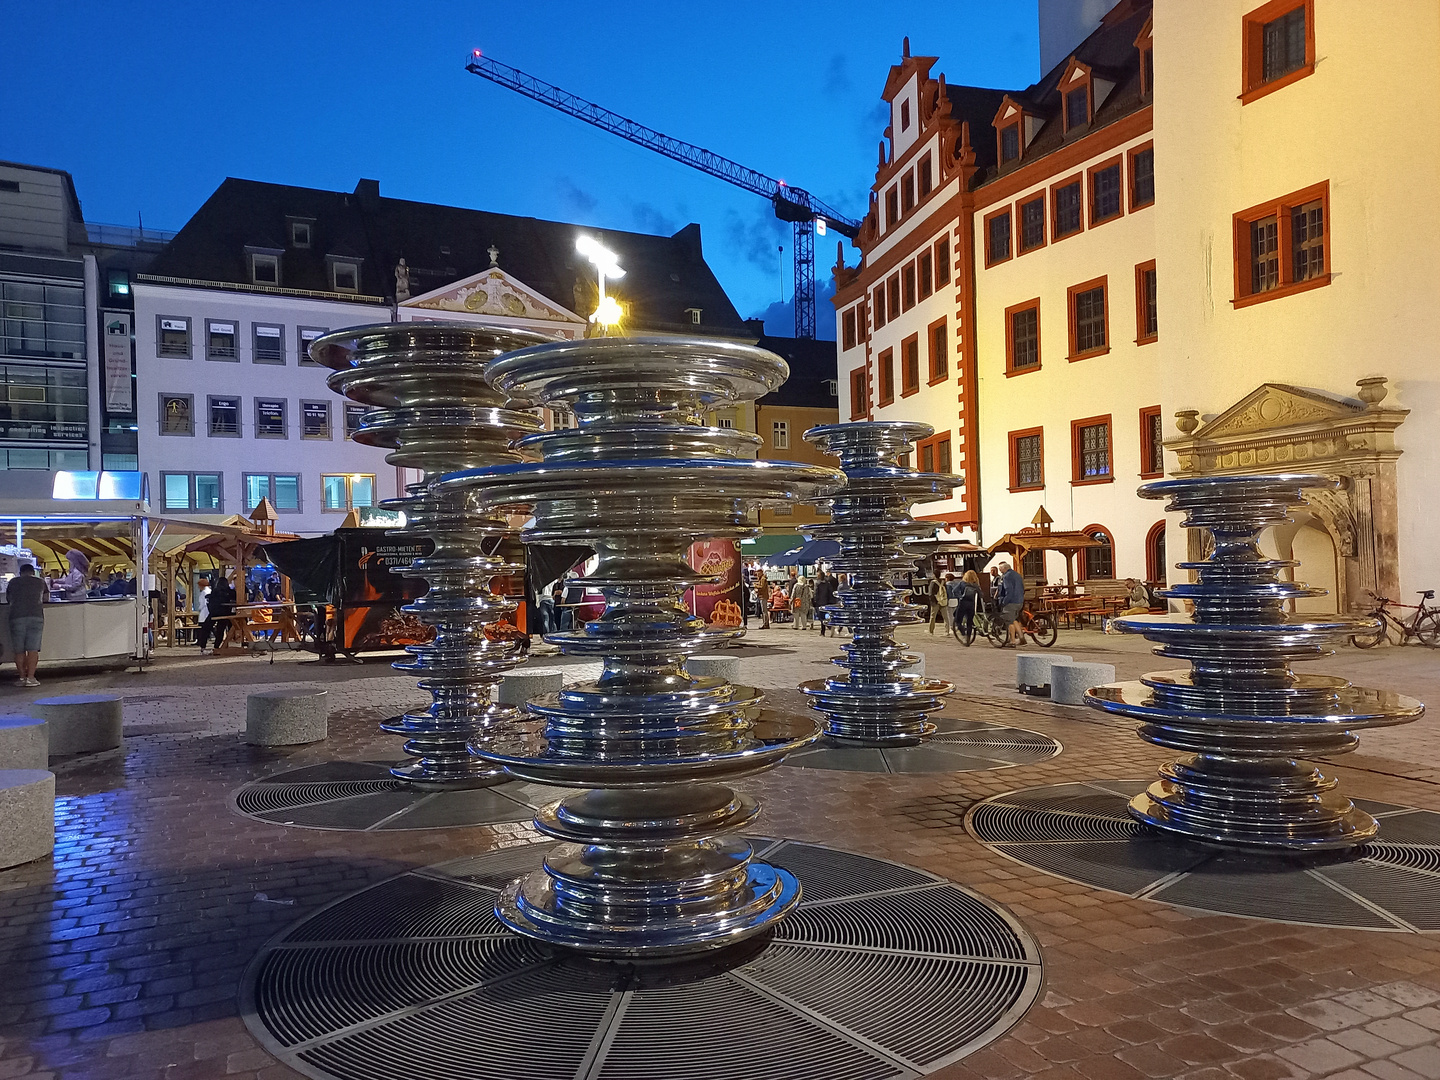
[967,780,1440,931]
[241,838,1042,1079]
[496,859,800,959]
[787,718,1062,774]
[1129,782,1378,851]
[821,721,936,747]
[387,763,508,790]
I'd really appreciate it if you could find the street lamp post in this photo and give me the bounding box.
[576,235,624,335]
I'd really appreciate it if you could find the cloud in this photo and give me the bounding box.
[725,207,788,273]
[629,201,680,235]
[822,54,850,97]
[555,177,598,215]
[751,274,838,340]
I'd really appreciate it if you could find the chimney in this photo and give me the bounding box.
[353,178,381,203]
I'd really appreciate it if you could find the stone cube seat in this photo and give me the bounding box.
[1016,653,1074,696]
[34,695,123,757]
[247,688,328,746]
[0,769,54,869]
[0,717,47,770]
[1050,662,1118,706]
[687,655,740,683]
[497,669,564,706]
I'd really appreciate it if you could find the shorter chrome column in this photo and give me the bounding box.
[1086,473,1423,850]
[800,421,961,745]
[312,323,546,787]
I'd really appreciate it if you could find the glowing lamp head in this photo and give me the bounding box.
[576,235,624,279]
[591,295,623,327]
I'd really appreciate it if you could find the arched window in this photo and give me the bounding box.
[1081,524,1114,580]
[1022,548,1044,580]
[1145,521,1168,584]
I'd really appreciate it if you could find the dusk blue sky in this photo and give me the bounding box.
[3,2,1040,337]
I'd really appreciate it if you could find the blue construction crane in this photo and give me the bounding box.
[465,51,861,339]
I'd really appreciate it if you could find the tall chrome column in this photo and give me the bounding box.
[799,422,961,745]
[1086,474,1423,849]
[436,337,843,957]
[312,323,547,787]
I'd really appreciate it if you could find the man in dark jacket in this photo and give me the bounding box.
[997,561,1026,646]
[812,570,835,636]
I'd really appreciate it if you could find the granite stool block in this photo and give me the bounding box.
[247,688,329,746]
[1051,662,1117,706]
[497,669,564,706]
[687,655,740,683]
[0,769,54,869]
[34,695,123,757]
[900,652,926,677]
[1017,653,1074,696]
[0,717,47,770]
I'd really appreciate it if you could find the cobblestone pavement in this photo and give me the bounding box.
[0,627,1438,1080]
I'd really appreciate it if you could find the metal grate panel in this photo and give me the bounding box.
[230,761,556,831]
[244,839,1042,1080]
[969,782,1440,931]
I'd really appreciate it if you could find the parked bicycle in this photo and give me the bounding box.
[1350,589,1440,648]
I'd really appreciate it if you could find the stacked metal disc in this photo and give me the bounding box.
[434,336,844,957]
[311,322,547,787]
[1085,473,1423,850]
[798,422,961,745]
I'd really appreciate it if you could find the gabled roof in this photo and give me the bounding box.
[942,84,1013,176]
[755,335,838,409]
[972,0,1151,189]
[145,178,747,335]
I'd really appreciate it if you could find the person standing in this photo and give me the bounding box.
[997,561,1026,646]
[7,563,46,686]
[754,568,770,630]
[925,574,944,634]
[792,574,814,630]
[951,570,979,639]
[813,570,834,636]
[195,576,216,653]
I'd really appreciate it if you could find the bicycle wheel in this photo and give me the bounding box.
[1027,614,1058,648]
[1416,613,1440,647]
[987,614,1009,647]
[1350,615,1386,649]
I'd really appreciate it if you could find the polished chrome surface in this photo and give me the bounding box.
[435,336,844,957]
[799,422,961,745]
[1085,474,1424,850]
[312,323,547,788]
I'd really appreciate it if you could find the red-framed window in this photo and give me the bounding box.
[1009,427,1044,491]
[1067,276,1109,360]
[1061,63,1093,133]
[984,207,1012,267]
[918,250,934,299]
[1071,415,1113,485]
[1145,521,1167,584]
[918,153,934,197]
[1232,181,1330,308]
[1005,299,1041,376]
[902,261,917,311]
[1242,0,1315,104]
[873,282,887,329]
[917,431,952,474]
[842,308,857,351]
[887,273,901,318]
[878,347,895,406]
[849,367,868,419]
[1017,193,1046,254]
[1135,261,1158,344]
[1139,405,1163,478]
[900,334,920,396]
[934,236,952,286]
[1088,155,1124,227]
[1128,141,1155,211]
[1080,524,1115,580]
[927,318,948,383]
[1051,174,1084,242]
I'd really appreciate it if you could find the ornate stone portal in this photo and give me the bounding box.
[1168,379,1407,612]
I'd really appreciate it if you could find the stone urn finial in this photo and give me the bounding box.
[1356,377,1388,408]
[1175,409,1200,435]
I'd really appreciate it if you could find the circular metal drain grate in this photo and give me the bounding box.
[230,761,562,831]
[785,718,1061,774]
[967,780,1440,931]
[241,838,1042,1079]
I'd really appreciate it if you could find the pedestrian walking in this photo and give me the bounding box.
[925,574,944,634]
[997,561,1026,646]
[813,570,835,635]
[6,563,46,686]
[755,568,771,630]
[195,576,216,653]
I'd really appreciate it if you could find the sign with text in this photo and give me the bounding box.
[103,312,132,413]
[684,539,742,628]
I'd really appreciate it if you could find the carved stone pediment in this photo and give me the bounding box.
[1195,383,1361,440]
[402,267,585,326]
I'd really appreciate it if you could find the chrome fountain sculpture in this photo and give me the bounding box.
[1086,474,1424,850]
[800,421,961,745]
[312,323,547,787]
[435,336,844,957]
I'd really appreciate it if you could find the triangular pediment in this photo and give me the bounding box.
[402,267,585,325]
[1195,383,1363,440]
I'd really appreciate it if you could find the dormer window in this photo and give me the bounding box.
[1064,86,1089,131]
[289,221,312,248]
[900,99,911,131]
[1242,0,1314,103]
[249,252,279,286]
[1135,16,1154,99]
[1000,125,1020,164]
[330,259,359,293]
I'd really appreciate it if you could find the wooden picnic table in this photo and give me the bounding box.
[210,602,305,654]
